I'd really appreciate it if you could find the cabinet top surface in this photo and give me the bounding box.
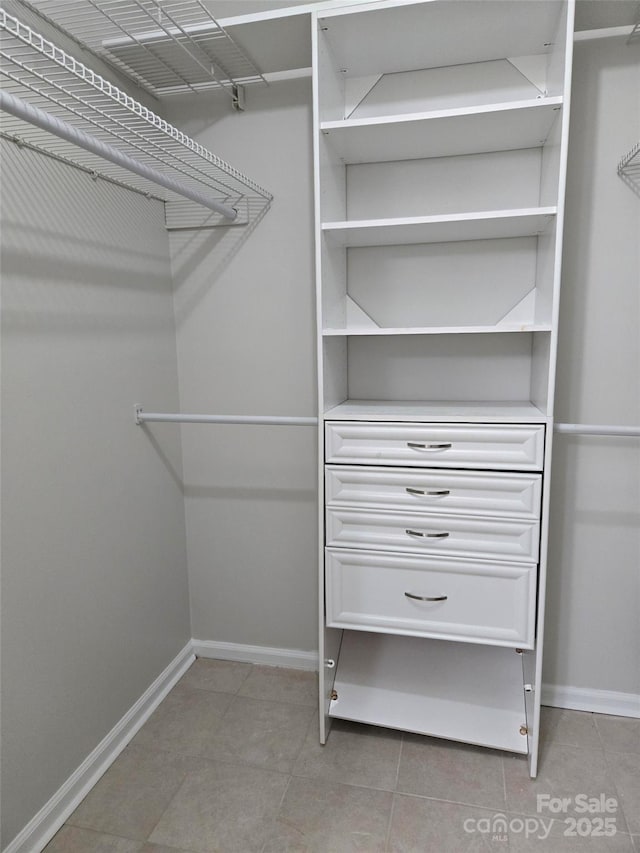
[323,400,549,423]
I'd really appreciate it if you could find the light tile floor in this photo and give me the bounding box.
[45,659,639,852]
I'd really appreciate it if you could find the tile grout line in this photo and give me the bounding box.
[58,823,148,846]
[394,735,404,791]
[501,752,509,812]
[385,790,398,853]
[139,763,199,847]
[601,748,634,837]
[128,662,274,850]
[593,710,610,752]
[259,773,296,853]
[384,734,405,852]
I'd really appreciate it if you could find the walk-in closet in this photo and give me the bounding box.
[1,1,638,851]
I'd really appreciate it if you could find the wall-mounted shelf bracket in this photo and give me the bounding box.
[232,85,246,112]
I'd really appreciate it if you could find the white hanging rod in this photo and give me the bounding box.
[135,407,318,427]
[134,410,639,435]
[0,89,237,220]
[554,423,640,437]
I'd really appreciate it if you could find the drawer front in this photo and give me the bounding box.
[326,465,542,518]
[326,508,539,562]
[326,548,535,647]
[325,422,545,470]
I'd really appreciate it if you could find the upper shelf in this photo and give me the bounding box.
[321,97,563,163]
[322,207,557,247]
[0,8,272,227]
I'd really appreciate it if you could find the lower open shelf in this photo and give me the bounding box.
[329,631,528,754]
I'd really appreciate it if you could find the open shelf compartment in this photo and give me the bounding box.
[318,0,566,85]
[330,631,529,754]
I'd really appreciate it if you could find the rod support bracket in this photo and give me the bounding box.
[232,84,245,112]
[134,404,144,425]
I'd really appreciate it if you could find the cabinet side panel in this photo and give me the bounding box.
[530,332,551,415]
[539,109,564,208]
[546,0,571,97]
[323,338,348,411]
[321,241,347,329]
[315,12,345,745]
[319,134,346,223]
[533,229,556,327]
[316,21,346,122]
[543,0,575,417]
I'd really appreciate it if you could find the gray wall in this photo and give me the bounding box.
[544,36,640,697]
[166,78,318,652]
[0,141,191,847]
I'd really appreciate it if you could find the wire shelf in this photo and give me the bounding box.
[627,3,640,44]
[618,140,640,196]
[16,0,268,97]
[0,7,272,226]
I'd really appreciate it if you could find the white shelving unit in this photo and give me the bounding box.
[314,0,575,778]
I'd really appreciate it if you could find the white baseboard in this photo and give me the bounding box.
[6,642,195,853]
[542,683,640,718]
[192,638,319,671]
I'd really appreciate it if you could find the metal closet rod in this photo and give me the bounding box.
[554,423,640,437]
[135,409,639,436]
[135,407,318,426]
[0,90,238,220]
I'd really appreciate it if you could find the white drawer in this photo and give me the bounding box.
[326,548,535,647]
[325,422,545,470]
[326,508,539,562]
[325,466,541,518]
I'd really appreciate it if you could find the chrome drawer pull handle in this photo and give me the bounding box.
[407,442,452,451]
[405,488,451,497]
[404,592,448,602]
[405,529,450,539]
